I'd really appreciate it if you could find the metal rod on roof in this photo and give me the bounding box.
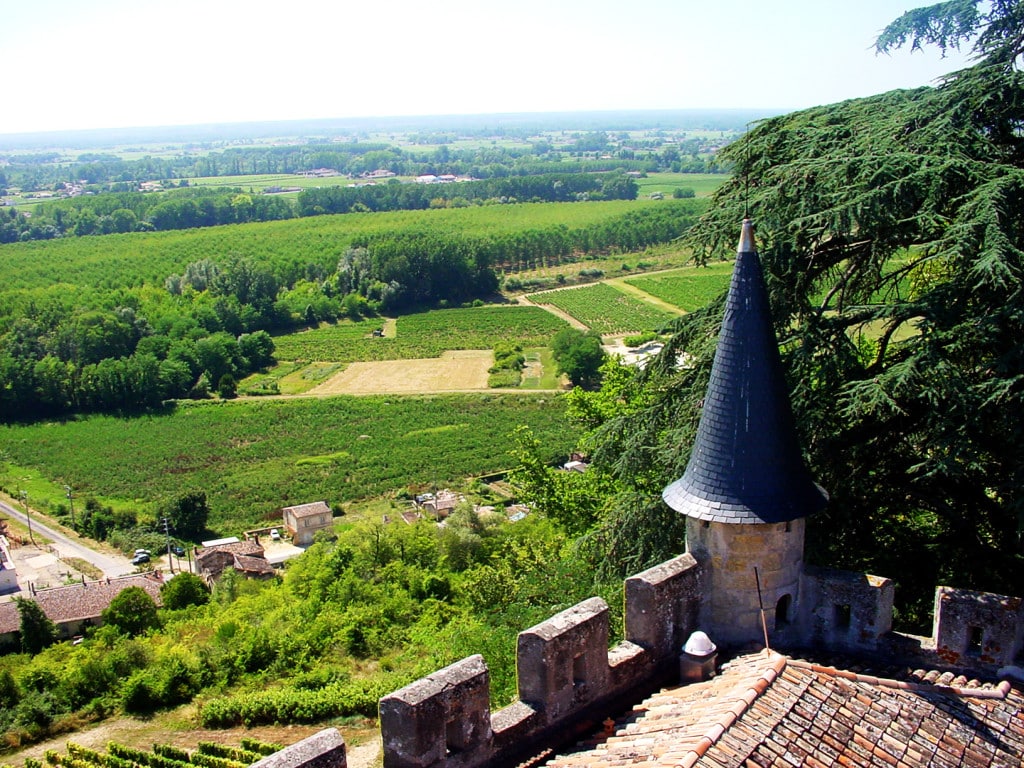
[754,567,771,651]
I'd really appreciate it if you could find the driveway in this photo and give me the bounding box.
[0,497,134,579]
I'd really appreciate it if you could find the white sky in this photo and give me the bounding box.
[0,0,976,135]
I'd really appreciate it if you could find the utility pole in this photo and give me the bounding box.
[20,490,34,545]
[162,516,174,574]
[65,485,76,532]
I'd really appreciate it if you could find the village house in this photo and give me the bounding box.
[282,501,333,545]
[194,540,275,585]
[0,572,164,648]
[415,490,462,519]
[0,536,16,594]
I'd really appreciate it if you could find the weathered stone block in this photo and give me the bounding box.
[802,566,894,652]
[252,729,346,768]
[625,553,701,662]
[934,587,1023,667]
[380,655,492,768]
[517,597,610,723]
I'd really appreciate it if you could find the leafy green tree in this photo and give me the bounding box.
[14,598,57,654]
[160,572,210,610]
[164,491,210,540]
[217,373,237,399]
[101,587,160,636]
[552,328,607,388]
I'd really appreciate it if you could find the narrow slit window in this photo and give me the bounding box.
[573,653,586,688]
[835,604,851,630]
[967,626,983,655]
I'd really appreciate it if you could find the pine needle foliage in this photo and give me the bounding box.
[568,2,1024,624]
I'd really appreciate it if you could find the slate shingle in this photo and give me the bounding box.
[663,220,827,524]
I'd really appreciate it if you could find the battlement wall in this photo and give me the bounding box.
[374,548,1024,768]
[379,554,702,768]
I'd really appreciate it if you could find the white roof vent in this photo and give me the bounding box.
[683,630,717,657]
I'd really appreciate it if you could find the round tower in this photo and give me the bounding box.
[662,219,827,648]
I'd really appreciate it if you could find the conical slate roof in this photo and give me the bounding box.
[662,220,827,524]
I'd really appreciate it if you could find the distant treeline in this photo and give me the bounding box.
[0,130,729,192]
[296,173,638,216]
[2,173,638,244]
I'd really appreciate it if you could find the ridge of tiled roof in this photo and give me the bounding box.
[544,650,1024,768]
[662,219,828,524]
[283,501,330,518]
[195,540,263,561]
[232,553,275,574]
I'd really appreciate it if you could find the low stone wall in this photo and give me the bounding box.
[373,549,1024,768]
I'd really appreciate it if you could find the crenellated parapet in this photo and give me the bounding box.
[932,586,1024,668]
[800,565,895,652]
[378,553,702,768]
[373,543,1024,768]
[379,655,493,768]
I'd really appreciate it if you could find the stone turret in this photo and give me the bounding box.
[663,219,827,647]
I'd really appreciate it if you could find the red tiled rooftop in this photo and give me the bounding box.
[0,573,164,635]
[544,651,1024,768]
[195,540,263,562]
[282,501,331,519]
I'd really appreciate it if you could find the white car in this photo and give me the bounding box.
[270,528,281,541]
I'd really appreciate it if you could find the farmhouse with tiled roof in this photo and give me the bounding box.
[0,572,164,647]
[194,540,275,584]
[282,501,333,545]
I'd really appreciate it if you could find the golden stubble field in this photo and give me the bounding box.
[306,350,493,395]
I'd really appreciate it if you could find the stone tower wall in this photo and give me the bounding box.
[685,516,804,647]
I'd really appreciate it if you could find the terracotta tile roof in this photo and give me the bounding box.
[195,540,263,563]
[0,574,164,635]
[232,554,276,576]
[0,601,19,634]
[282,501,331,519]
[544,651,1024,768]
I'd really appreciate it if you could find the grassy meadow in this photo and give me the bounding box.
[271,306,569,363]
[634,172,728,198]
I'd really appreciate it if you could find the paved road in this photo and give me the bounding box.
[0,498,134,577]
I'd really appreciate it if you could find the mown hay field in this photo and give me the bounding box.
[309,351,493,394]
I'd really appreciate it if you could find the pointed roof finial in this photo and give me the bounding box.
[662,219,827,524]
[738,217,756,254]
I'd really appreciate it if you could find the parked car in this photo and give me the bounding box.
[134,548,151,557]
[131,553,150,565]
[270,528,281,541]
[171,544,186,556]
